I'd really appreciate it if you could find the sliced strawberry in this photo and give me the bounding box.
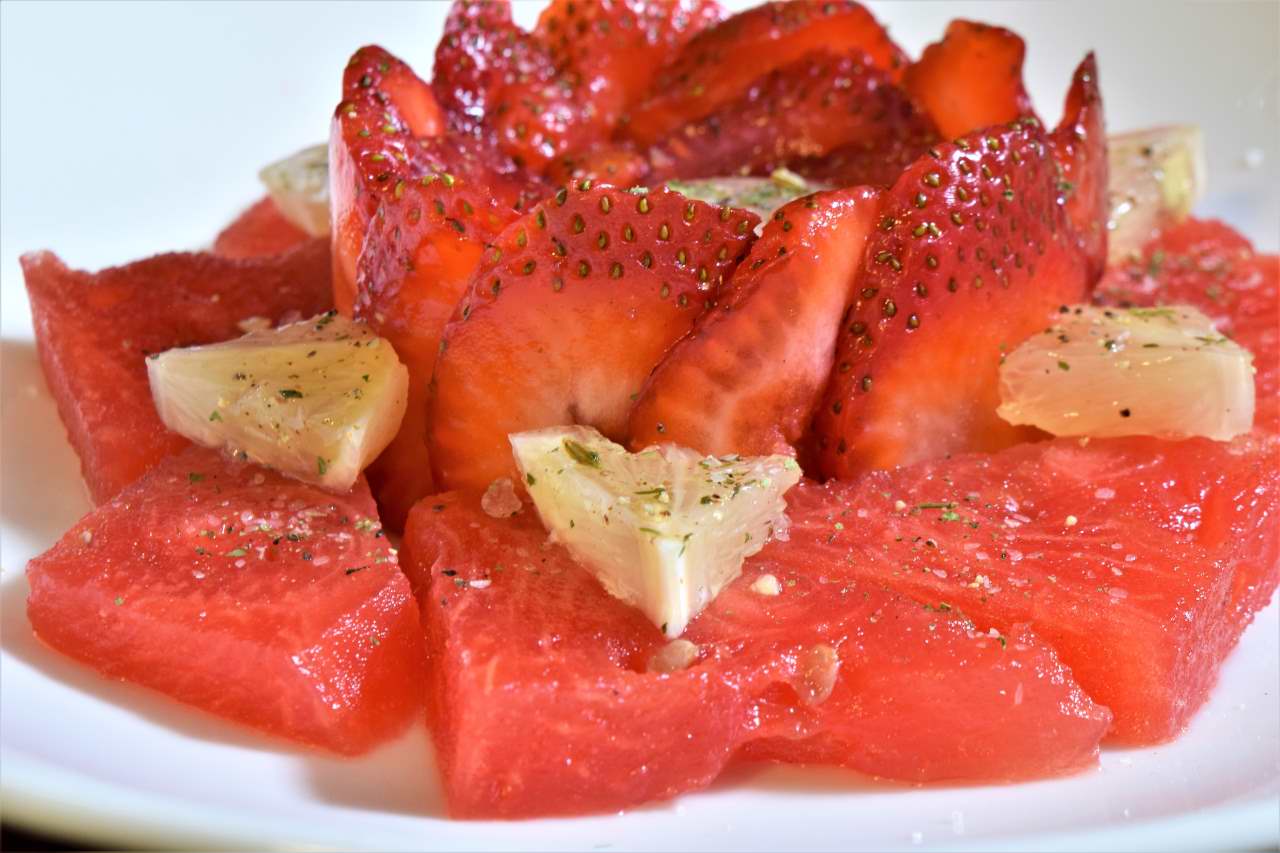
[213,196,310,260]
[629,187,881,457]
[428,184,759,490]
[551,142,652,187]
[536,0,723,135]
[1051,54,1108,281]
[433,0,551,136]
[644,51,937,184]
[813,118,1091,480]
[331,45,540,526]
[1095,219,1279,431]
[626,1,907,148]
[330,45,446,314]
[903,20,1036,140]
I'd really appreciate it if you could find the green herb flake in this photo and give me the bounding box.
[208,410,223,422]
[317,456,329,476]
[1057,360,1071,371]
[525,472,537,486]
[188,472,205,483]
[563,439,600,468]
[224,548,247,558]
[113,596,124,606]
[279,388,304,399]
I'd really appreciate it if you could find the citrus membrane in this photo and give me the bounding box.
[997,304,1254,441]
[147,312,408,489]
[510,426,801,637]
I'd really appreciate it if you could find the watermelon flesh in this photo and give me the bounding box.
[785,433,1280,745]
[26,447,425,754]
[403,492,1111,818]
[212,195,312,259]
[21,243,332,504]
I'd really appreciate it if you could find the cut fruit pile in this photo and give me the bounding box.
[18,0,1279,823]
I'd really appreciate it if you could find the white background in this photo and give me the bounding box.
[1,2,1277,850]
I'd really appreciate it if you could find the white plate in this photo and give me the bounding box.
[1,2,1277,850]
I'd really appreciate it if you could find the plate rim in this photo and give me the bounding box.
[3,746,1278,852]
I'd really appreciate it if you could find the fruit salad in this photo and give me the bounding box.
[18,0,1278,821]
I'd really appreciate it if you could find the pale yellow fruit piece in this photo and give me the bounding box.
[997,304,1254,441]
[510,426,801,637]
[259,144,330,237]
[148,312,407,490]
[1107,126,1205,263]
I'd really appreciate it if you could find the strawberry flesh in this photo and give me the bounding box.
[1051,54,1108,281]
[331,44,542,526]
[644,51,937,185]
[813,118,1091,479]
[903,20,1036,140]
[626,1,907,148]
[629,187,881,456]
[428,184,758,491]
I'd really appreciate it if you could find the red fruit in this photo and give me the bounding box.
[21,243,332,504]
[813,118,1090,479]
[1095,218,1280,431]
[537,0,723,119]
[818,433,1280,744]
[629,187,881,456]
[428,184,758,491]
[523,0,722,173]
[330,45,446,316]
[1051,54,1108,281]
[787,128,937,191]
[644,51,937,184]
[434,0,721,176]
[432,0,550,136]
[903,20,1036,140]
[27,447,425,754]
[212,196,310,260]
[402,489,1110,818]
[331,45,540,526]
[627,1,907,148]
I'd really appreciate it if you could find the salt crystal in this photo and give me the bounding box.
[79,530,93,545]
[469,578,492,589]
[647,639,699,673]
[751,573,782,596]
[481,477,523,518]
[1095,487,1116,500]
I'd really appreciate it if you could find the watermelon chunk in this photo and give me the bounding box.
[212,195,312,259]
[21,243,332,504]
[403,492,1110,818]
[26,447,425,754]
[808,433,1279,744]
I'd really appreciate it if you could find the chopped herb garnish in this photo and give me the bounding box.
[563,439,600,467]
[317,456,329,476]
[188,472,205,483]
[208,410,223,422]
[525,472,537,486]
[279,388,304,399]
[224,548,247,557]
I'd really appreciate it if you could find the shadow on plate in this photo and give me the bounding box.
[0,338,92,549]
[301,721,446,818]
